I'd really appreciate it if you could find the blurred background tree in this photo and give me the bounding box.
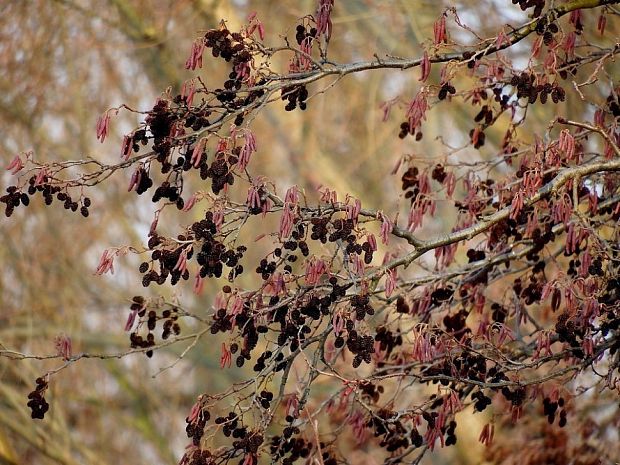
[1,1,618,464]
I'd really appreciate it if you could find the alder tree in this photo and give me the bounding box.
[3,0,620,464]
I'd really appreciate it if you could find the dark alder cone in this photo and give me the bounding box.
[27,377,50,420]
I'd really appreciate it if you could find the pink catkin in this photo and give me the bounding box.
[96,111,111,143]
[181,79,197,107]
[378,212,393,245]
[406,90,429,134]
[220,343,232,369]
[246,186,261,209]
[597,14,607,34]
[120,134,133,160]
[315,0,334,40]
[185,39,205,70]
[433,15,448,45]
[238,131,257,171]
[54,334,72,361]
[193,274,205,295]
[6,155,24,174]
[419,51,431,82]
[191,138,207,168]
[95,249,116,275]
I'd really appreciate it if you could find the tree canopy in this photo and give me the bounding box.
[2,1,620,464]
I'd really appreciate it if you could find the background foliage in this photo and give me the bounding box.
[1,1,619,464]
